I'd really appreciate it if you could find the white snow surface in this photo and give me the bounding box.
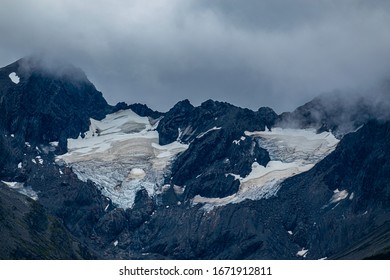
[297,248,309,257]
[193,128,339,210]
[1,181,39,200]
[196,126,221,139]
[36,156,44,165]
[57,109,188,208]
[330,189,349,203]
[9,72,20,84]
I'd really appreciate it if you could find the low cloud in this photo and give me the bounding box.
[1,0,390,112]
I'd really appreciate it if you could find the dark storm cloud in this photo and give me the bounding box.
[1,0,390,113]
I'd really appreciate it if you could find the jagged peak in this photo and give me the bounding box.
[168,99,194,113]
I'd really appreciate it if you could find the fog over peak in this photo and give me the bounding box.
[1,0,390,112]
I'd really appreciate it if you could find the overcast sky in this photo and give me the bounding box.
[1,0,390,113]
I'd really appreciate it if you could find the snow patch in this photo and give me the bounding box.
[196,126,221,139]
[1,181,38,200]
[9,72,20,84]
[113,240,118,247]
[50,141,59,147]
[288,231,293,235]
[31,159,37,164]
[173,185,185,195]
[1,181,18,188]
[330,189,349,203]
[296,248,309,258]
[36,156,43,165]
[232,136,246,145]
[18,162,22,169]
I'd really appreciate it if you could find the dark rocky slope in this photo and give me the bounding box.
[103,120,390,259]
[277,90,390,137]
[157,99,277,199]
[0,185,94,259]
[271,119,390,259]
[0,56,112,154]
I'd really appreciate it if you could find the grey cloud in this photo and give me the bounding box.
[1,0,390,113]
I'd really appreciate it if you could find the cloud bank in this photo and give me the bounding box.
[1,0,390,112]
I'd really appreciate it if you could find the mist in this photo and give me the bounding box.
[1,0,390,113]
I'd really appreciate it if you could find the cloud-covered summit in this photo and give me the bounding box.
[1,0,390,112]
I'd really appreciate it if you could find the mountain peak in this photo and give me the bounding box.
[1,55,89,85]
[0,56,111,150]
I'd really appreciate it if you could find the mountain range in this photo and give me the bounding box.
[0,56,389,259]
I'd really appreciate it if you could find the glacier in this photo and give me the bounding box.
[192,128,339,210]
[57,109,188,208]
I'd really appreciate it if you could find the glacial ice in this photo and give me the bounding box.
[193,128,339,210]
[57,109,188,208]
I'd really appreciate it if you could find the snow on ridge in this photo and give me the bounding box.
[193,127,339,211]
[297,248,309,258]
[57,109,188,208]
[1,181,39,200]
[196,126,221,139]
[9,72,20,84]
[1,181,18,188]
